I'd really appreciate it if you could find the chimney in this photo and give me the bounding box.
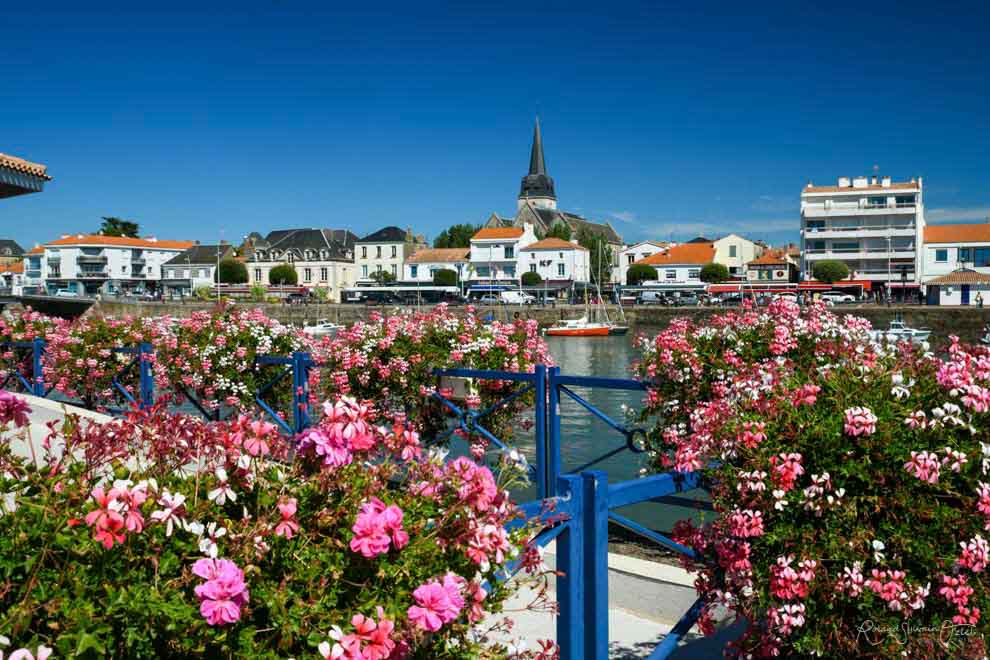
[852,176,868,189]
[881,176,891,188]
[910,177,916,183]
[837,176,851,187]
[870,175,878,185]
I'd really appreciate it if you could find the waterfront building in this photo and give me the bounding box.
[21,246,44,294]
[712,233,764,278]
[403,248,470,284]
[0,152,51,199]
[40,234,194,296]
[482,119,623,281]
[921,223,990,304]
[630,243,714,292]
[355,226,427,283]
[746,248,799,283]
[618,241,673,284]
[800,175,924,298]
[520,237,590,285]
[0,261,24,294]
[925,269,990,306]
[468,225,538,286]
[161,243,236,297]
[245,228,357,302]
[0,239,24,266]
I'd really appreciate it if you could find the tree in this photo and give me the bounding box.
[249,284,267,302]
[700,263,730,284]
[812,260,850,284]
[626,264,658,285]
[216,258,248,284]
[369,270,396,285]
[312,286,330,302]
[433,269,458,286]
[269,263,298,286]
[577,228,613,285]
[521,271,543,286]
[546,223,572,241]
[99,217,139,238]
[433,224,480,249]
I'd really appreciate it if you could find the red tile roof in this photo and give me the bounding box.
[26,246,44,255]
[45,234,195,250]
[0,153,51,180]
[748,249,789,266]
[635,243,715,266]
[472,227,525,240]
[405,248,470,263]
[927,269,990,285]
[924,224,990,244]
[520,238,587,251]
[0,262,24,274]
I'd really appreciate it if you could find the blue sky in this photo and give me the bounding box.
[2,0,988,250]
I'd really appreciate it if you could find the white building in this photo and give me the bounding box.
[403,248,470,284]
[245,228,357,303]
[921,224,990,304]
[41,234,195,296]
[619,241,672,284]
[468,224,538,283]
[161,244,236,297]
[520,238,590,283]
[713,234,764,278]
[801,175,924,297]
[21,246,44,294]
[631,243,714,291]
[355,226,427,283]
[925,269,990,306]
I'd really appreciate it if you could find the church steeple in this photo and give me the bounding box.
[518,117,556,211]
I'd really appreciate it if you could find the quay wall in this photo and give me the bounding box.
[88,301,990,345]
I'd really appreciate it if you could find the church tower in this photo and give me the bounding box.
[517,117,557,211]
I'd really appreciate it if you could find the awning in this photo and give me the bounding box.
[468,285,513,292]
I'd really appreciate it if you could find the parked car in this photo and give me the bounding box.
[775,293,798,302]
[55,289,78,298]
[821,292,856,304]
[500,291,536,305]
[478,294,501,305]
[675,293,700,306]
[637,291,667,305]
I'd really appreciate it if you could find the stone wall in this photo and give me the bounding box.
[87,301,990,345]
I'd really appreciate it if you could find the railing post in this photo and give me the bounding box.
[31,338,45,397]
[548,366,561,497]
[138,342,154,410]
[583,470,609,658]
[555,474,584,660]
[292,352,311,434]
[534,364,547,499]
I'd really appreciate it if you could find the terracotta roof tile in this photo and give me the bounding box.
[0,262,24,274]
[635,243,715,266]
[0,153,51,180]
[927,269,990,285]
[924,224,990,244]
[520,238,587,251]
[748,249,789,266]
[45,234,195,250]
[405,248,470,264]
[472,227,525,240]
[26,246,44,254]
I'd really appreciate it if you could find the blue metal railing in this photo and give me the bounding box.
[432,364,708,659]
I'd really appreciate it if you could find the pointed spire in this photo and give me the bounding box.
[528,117,546,176]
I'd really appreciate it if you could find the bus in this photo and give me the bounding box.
[342,286,463,305]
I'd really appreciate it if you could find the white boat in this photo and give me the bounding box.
[302,319,344,338]
[980,325,990,345]
[869,319,931,345]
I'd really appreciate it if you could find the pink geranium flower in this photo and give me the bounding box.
[407,574,465,632]
[349,498,408,558]
[0,390,31,428]
[844,407,877,437]
[274,497,300,539]
[192,558,250,626]
[84,486,126,549]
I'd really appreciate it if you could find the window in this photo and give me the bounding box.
[666,270,676,280]
[833,242,859,251]
[935,249,948,263]
[960,249,971,263]
[627,254,635,264]
[410,265,418,278]
[391,246,397,258]
[688,269,700,279]
[320,267,328,281]
[729,245,737,258]
[362,265,368,277]
[304,268,312,281]
[557,263,565,277]
[895,195,915,207]
[867,196,887,208]
[362,246,367,258]
[254,268,262,282]
[376,246,382,258]
[504,246,514,259]
[476,266,490,277]
[530,264,537,273]
[504,265,516,276]
[391,264,397,277]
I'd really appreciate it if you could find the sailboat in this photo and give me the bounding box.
[545,241,628,337]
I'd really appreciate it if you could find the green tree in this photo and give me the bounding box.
[216,258,248,284]
[546,223,572,241]
[812,260,850,284]
[521,271,543,286]
[700,263,730,283]
[577,228,613,285]
[249,284,267,302]
[432,269,458,286]
[193,285,212,301]
[370,270,396,285]
[312,286,330,302]
[626,264,658,285]
[269,263,298,286]
[99,216,139,238]
[433,223,480,248]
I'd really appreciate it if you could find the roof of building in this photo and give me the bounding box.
[257,228,358,260]
[635,243,715,266]
[803,181,919,194]
[405,248,470,264]
[356,226,409,243]
[26,246,44,255]
[164,244,235,266]
[0,261,24,274]
[747,249,790,266]
[519,117,556,202]
[521,237,588,251]
[686,236,713,244]
[623,240,671,251]
[0,153,51,180]
[924,223,990,244]
[927,269,990,286]
[44,234,195,250]
[0,239,25,256]
[473,227,525,240]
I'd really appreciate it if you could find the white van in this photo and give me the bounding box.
[500,291,536,305]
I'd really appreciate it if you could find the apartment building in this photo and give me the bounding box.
[41,234,194,296]
[245,228,357,302]
[618,241,672,284]
[403,248,470,284]
[468,224,538,283]
[21,246,43,294]
[630,243,714,291]
[355,226,427,282]
[800,175,924,296]
[519,238,590,283]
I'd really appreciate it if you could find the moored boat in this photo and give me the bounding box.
[302,319,344,338]
[868,319,931,345]
[545,317,612,337]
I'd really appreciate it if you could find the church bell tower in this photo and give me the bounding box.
[517,117,557,211]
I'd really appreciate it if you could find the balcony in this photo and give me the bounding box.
[803,248,916,261]
[78,270,108,279]
[802,226,916,239]
[131,258,146,265]
[76,254,108,264]
[802,204,917,218]
[46,256,61,264]
[129,272,146,278]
